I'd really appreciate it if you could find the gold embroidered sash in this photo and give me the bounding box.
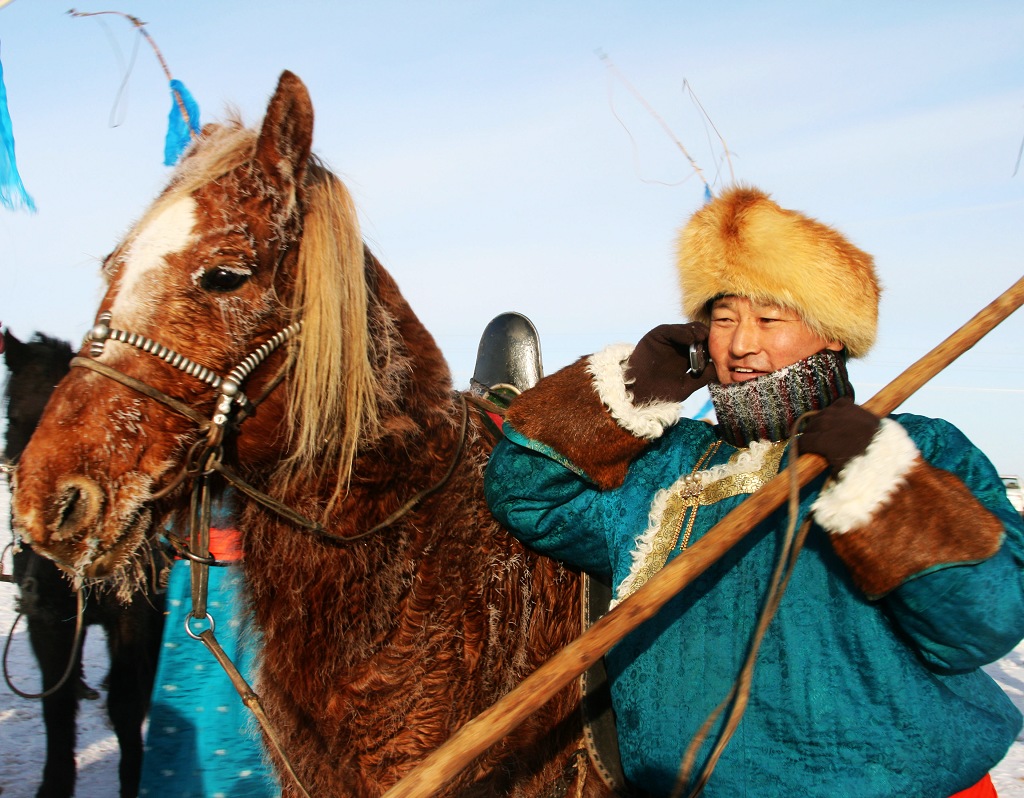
[618,440,789,602]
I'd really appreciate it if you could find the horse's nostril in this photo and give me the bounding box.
[57,485,82,527]
[51,477,103,541]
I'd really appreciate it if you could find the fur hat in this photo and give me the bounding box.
[676,186,881,358]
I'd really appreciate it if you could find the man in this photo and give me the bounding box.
[485,186,1024,797]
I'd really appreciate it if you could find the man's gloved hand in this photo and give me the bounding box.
[799,397,880,476]
[625,323,712,405]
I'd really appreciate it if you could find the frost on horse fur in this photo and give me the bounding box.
[11,71,612,797]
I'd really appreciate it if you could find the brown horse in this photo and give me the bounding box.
[11,71,614,798]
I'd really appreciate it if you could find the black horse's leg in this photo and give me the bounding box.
[26,613,81,798]
[104,593,165,798]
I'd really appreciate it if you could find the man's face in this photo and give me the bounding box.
[707,295,843,386]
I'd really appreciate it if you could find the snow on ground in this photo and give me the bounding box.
[1,482,1023,797]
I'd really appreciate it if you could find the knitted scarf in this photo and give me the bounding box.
[709,350,854,448]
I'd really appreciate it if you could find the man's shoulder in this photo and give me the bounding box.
[656,415,721,447]
[632,417,723,475]
[888,412,1003,487]
[888,411,964,440]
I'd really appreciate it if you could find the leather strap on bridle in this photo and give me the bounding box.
[208,391,472,544]
[71,356,211,427]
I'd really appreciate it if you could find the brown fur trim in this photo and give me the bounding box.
[829,460,1005,598]
[506,358,650,490]
[677,186,881,358]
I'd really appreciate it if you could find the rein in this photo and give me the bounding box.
[2,586,86,700]
[68,312,321,796]
[1,457,90,699]
[208,391,472,544]
[0,532,88,700]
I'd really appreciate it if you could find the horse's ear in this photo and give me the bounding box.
[255,71,314,204]
[2,328,24,370]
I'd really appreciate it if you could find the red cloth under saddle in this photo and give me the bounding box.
[207,526,243,562]
[950,774,997,798]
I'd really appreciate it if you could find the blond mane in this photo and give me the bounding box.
[284,162,383,512]
[150,121,384,513]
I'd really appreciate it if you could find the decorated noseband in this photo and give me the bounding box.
[82,311,302,432]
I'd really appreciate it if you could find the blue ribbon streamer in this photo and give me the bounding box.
[164,78,201,166]
[0,51,36,213]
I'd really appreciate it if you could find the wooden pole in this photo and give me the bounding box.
[383,274,1024,798]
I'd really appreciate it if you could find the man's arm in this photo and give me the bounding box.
[804,405,1024,668]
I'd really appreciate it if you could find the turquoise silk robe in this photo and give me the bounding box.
[484,349,1024,798]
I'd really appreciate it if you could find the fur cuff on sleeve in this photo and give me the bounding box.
[587,344,681,439]
[812,419,920,534]
[813,420,1004,598]
[504,353,653,490]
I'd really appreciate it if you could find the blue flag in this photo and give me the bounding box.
[0,50,36,212]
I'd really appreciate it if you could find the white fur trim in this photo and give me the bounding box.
[586,344,681,440]
[612,440,783,605]
[811,419,920,534]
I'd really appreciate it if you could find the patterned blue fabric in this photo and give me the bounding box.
[486,413,1024,797]
[139,562,279,798]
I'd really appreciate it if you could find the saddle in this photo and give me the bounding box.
[470,312,630,796]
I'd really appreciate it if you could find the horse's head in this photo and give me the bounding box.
[12,71,380,578]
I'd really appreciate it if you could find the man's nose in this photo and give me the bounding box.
[729,320,761,357]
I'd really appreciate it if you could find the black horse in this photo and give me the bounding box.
[2,328,168,798]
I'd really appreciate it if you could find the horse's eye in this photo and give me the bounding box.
[201,267,249,293]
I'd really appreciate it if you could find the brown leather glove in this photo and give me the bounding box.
[799,397,880,476]
[625,323,712,405]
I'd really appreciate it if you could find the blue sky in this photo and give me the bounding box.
[1,1,1022,475]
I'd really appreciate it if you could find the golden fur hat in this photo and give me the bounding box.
[676,186,881,358]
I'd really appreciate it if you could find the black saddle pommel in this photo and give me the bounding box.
[470,312,543,396]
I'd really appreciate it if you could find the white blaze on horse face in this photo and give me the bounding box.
[110,196,198,326]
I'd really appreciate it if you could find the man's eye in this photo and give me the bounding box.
[200,267,250,292]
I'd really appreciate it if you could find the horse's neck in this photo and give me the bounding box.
[366,255,460,440]
[254,256,466,535]
[242,255,481,617]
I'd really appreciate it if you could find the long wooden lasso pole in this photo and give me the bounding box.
[383,274,1024,798]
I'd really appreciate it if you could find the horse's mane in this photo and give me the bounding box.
[115,118,385,512]
[284,160,385,511]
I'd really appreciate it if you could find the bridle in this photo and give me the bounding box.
[79,311,349,541]
[67,309,472,798]
[80,311,303,448]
